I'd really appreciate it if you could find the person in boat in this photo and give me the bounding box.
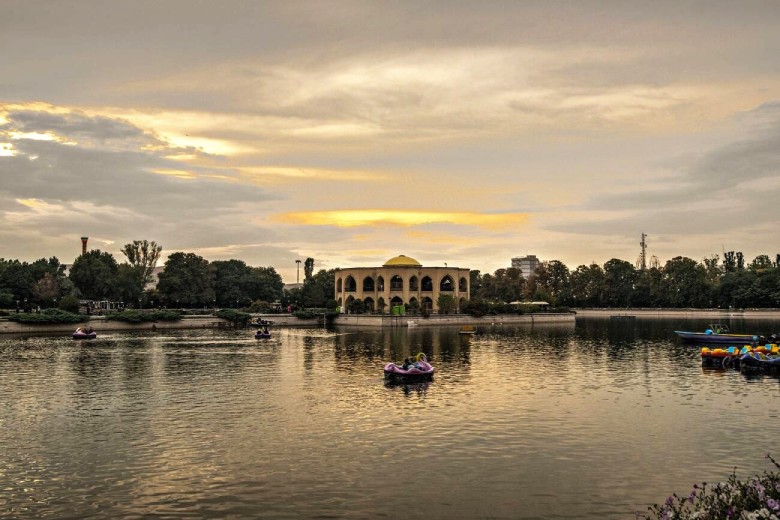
[87,326,94,334]
[402,358,413,370]
[262,327,269,335]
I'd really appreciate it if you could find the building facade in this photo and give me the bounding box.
[511,255,540,279]
[334,255,471,313]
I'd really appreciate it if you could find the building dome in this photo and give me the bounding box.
[383,254,422,267]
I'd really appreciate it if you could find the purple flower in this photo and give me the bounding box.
[768,497,780,511]
[665,496,674,507]
[726,507,734,517]
[688,491,696,503]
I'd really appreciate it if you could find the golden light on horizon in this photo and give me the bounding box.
[274,210,529,230]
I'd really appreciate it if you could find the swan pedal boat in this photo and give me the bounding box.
[384,355,435,382]
[254,332,271,339]
[72,330,97,340]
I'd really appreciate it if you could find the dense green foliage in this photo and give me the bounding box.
[211,260,284,307]
[9,308,87,324]
[284,268,337,309]
[2,246,779,313]
[106,310,182,323]
[473,251,780,308]
[215,309,252,327]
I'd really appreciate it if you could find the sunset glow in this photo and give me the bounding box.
[1,3,778,281]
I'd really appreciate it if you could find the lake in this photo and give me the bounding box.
[1,317,779,519]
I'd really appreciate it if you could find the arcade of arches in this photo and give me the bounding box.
[334,255,471,313]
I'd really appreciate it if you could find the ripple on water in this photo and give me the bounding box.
[1,322,780,519]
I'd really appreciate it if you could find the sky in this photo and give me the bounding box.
[2,1,779,282]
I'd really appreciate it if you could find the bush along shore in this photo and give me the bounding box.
[642,454,780,520]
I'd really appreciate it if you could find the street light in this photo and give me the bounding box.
[296,259,302,288]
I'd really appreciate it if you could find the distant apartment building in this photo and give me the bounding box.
[511,255,539,278]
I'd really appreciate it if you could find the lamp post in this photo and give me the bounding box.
[296,259,301,288]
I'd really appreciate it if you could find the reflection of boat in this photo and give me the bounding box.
[72,330,97,340]
[675,324,761,345]
[254,331,271,339]
[383,353,434,383]
[459,325,476,335]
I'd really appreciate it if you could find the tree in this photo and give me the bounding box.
[249,266,284,303]
[156,252,213,307]
[68,250,119,300]
[212,259,252,307]
[121,240,162,286]
[347,298,367,314]
[33,272,60,306]
[661,256,710,307]
[437,294,458,314]
[469,270,482,296]
[750,255,773,272]
[295,268,334,308]
[304,257,314,281]
[532,260,570,305]
[569,264,604,307]
[602,258,637,307]
[115,264,145,306]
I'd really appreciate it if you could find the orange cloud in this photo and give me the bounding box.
[274,209,528,230]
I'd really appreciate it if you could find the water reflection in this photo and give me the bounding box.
[1,319,780,519]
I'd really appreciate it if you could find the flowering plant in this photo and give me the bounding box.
[643,454,780,520]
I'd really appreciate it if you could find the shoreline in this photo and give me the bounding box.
[574,308,780,319]
[0,312,575,335]
[3,308,780,335]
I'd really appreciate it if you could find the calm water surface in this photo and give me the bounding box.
[2,317,780,519]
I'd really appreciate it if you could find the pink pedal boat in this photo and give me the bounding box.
[383,353,435,383]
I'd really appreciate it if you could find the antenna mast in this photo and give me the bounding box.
[639,233,647,271]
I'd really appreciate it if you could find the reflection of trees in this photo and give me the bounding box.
[331,326,473,370]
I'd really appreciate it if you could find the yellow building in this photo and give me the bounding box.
[334,255,470,313]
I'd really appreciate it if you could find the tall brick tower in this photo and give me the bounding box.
[81,236,89,255]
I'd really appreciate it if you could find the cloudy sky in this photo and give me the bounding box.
[2,1,779,281]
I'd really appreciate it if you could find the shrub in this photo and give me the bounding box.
[106,310,182,323]
[643,454,780,520]
[215,309,252,327]
[9,308,87,324]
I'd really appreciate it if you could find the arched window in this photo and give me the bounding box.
[440,275,454,292]
[390,296,403,306]
[409,276,419,291]
[390,275,403,291]
[459,277,468,292]
[363,276,374,292]
[337,278,343,293]
[421,297,433,310]
[421,276,433,291]
[377,276,385,291]
[345,276,357,292]
[363,297,375,312]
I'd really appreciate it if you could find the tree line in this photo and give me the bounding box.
[0,240,286,311]
[470,252,780,309]
[3,246,779,313]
